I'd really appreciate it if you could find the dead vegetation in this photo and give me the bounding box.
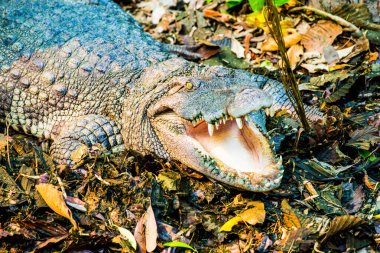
[1,0,380,252]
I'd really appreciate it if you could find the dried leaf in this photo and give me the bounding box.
[281,199,301,228]
[344,186,365,214]
[32,234,69,253]
[220,201,265,232]
[363,173,378,190]
[134,214,147,253]
[157,171,181,191]
[145,205,158,252]
[309,70,350,87]
[347,126,380,150]
[320,215,364,243]
[287,44,303,69]
[332,3,372,28]
[323,45,339,64]
[301,20,342,53]
[261,29,302,51]
[0,134,12,152]
[65,196,87,212]
[35,183,78,229]
[239,201,266,225]
[70,144,88,163]
[325,78,356,103]
[231,37,245,58]
[301,63,329,73]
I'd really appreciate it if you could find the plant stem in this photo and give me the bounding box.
[264,0,310,131]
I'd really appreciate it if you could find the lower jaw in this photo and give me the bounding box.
[196,149,283,192]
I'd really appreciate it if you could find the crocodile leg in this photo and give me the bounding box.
[50,115,125,165]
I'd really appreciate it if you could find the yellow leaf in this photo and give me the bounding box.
[281,199,301,229]
[219,216,243,232]
[0,134,12,152]
[246,12,266,29]
[70,144,88,163]
[328,64,350,71]
[36,183,78,229]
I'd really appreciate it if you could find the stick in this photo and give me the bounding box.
[289,6,361,35]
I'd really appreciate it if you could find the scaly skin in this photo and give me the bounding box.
[0,0,323,191]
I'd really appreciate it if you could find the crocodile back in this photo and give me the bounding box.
[0,0,173,138]
[0,0,169,66]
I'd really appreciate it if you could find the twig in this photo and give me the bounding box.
[289,6,362,35]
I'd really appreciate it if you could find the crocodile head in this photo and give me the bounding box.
[125,59,283,191]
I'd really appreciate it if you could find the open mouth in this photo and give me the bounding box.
[152,110,283,192]
[185,113,282,191]
[187,118,275,174]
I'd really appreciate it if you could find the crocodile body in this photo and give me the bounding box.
[0,0,322,191]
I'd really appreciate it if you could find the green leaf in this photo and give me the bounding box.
[274,0,289,7]
[358,149,377,161]
[164,242,198,252]
[369,154,377,162]
[359,149,371,159]
[248,0,265,12]
[226,0,244,8]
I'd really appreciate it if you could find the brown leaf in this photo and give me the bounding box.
[220,201,266,232]
[261,29,302,51]
[287,44,304,69]
[0,134,12,152]
[35,183,78,229]
[134,214,147,253]
[145,205,158,252]
[344,185,365,214]
[239,201,265,225]
[301,20,342,53]
[363,173,378,190]
[320,215,364,243]
[70,144,88,163]
[281,200,301,229]
[32,234,68,253]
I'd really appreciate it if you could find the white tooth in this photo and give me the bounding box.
[236,117,243,129]
[277,155,283,167]
[244,115,248,121]
[222,118,226,124]
[265,108,270,115]
[274,178,281,184]
[219,119,223,125]
[208,123,214,136]
[215,122,219,130]
[270,107,275,117]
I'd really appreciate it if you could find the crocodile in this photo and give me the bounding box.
[0,0,323,191]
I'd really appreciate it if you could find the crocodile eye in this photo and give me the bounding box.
[185,82,193,90]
